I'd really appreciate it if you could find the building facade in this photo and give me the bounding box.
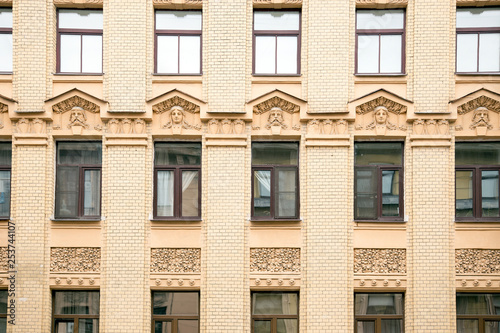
[0,0,498,332]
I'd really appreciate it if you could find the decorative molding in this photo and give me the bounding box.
[458,96,500,115]
[149,277,201,288]
[356,96,407,115]
[306,119,348,135]
[250,248,300,273]
[251,277,299,288]
[354,249,406,274]
[0,248,7,272]
[14,118,47,135]
[0,102,7,114]
[50,248,101,273]
[355,278,406,289]
[207,118,246,135]
[151,96,202,135]
[153,96,200,114]
[151,248,201,273]
[52,95,100,115]
[50,276,99,287]
[54,0,103,3]
[412,119,450,135]
[456,249,500,274]
[254,96,300,115]
[454,95,500,136]
[456,278,500,290]
[252,96,301,136]
[105,118,146,135]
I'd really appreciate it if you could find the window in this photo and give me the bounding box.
[356,9,405,74]
[0,8,12,73]
[252,142,299,220]
[154,143,201,219]
[456,142,500,221]
[0,290,6,332]
[152,291,199,333]
[155,10,202,74]
[253,10,301,75]
[457,293,500,333]
[0,143,11,219]
[355,293,404,333]
[252,292,298,333]
[55,142,102,219]
[52,291,100,333]
[456,8,500,74]
[57,9,103,74]
[354,142,403,221]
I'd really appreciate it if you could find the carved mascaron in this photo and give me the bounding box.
[455,96,500,136]
[355,96,407,136]
[152,96,202,135]
[52,96,103,135]
[252,96,301,135]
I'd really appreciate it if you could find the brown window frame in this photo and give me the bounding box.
[0,8,12,74]
[355,9,406,75]
[251,291,299,333]
[456,7,500,75]
[154,10,203,75]
[0,290,6,331]
[56,9,103,75]
[52,290,100,333]
[151,291,200,333]
[252,9,302,76]
[456,293,500,332]
[354,293,405,333]
[0,142,11,220]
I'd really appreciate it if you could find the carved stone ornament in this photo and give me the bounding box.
[52,96,103,134]
[250,248,301,273]
[412,119,449,135]
[0,102,7,114]
[106,118,146,134]
[152,96,201,134]
[151,248,201,273]
[0,247,6,272]
[252,97,301,135]
[355,97,407,136]
[307,119,348,135]
[15,118,46,134]
[455,95,500,136]
[207,118,246,135]
[354,249,406,274]
[456,249,500,274]
[50,248,101,273]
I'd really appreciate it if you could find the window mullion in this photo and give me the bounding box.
[475,167,481,218]
[175,167,181,218]
[271,166,276,219]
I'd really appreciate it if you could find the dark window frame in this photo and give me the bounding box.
[0,290,6,330]
[56,9,103,75]
[251,291,299,333]
[456,293,500,333]
[354,293,405,333]
[252,9,302,76]
[0,8,12,74]
[355,9,406,75]
[151,291,200,333]
[154,9,203,75]
[456,7,500,75]
[52,290,100,333]
[0,143,11,220]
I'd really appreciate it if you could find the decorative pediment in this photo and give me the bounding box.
[356,96,407,115]
[52,95,100,114]
[0,94,15,135]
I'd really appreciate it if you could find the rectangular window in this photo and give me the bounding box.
[154,143,201,219]
[152,291,199,333]
[457,293,500,333]
[57,9,103,74]
[252,292,299,333]
[0,8,12,73]
[53,291,100,333]
[456,142,500,221]
[354,142,404,221]
[252,142,299,220]
[355,293,404,333]
[356,9,405,74]
[253,10,301,75]
[0,143,11,220]
[155,10,202,74]
[55,142,102,219]
[456,8,500,73]
[0,290,6,332]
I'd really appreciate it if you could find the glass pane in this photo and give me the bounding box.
[358,35,379,73]
[355,142,403,165]
[357,10,405,30]
[83,170,100,216]
[457,319,479,333]
[355,168,378,219]
[254,11,300,31]
[153,292,199,316]
[276,168,297,217]
[0,318,5,333]
[155,143,201,166]
[60,34,81,73]
[456,170,474,218]
[255,36,276,74]
[486,321,500,333]
[382,170,399,216]
[457,294,500,315]
[380,35,402,73]
[78,319,98,333]
[456,143,500,165]
[181,170,199,217]
[0,171,11,217]
[0,34,12,72]
[82,35,102,73]
[356,321,375,333]
[157,170,174,217]
[0,290,7,313]
[252,143,298,165]
[58,142,102,165]
[178,320,199,333]
[156,11,202,30]
[457,8,500,28]
[0,8,12,28]
[154,321,172,333]
[54,291,100,315]
[59,10,103,29]
[252,293,298,315]
[56,321,74,333]
[254,170,271,217]
[277,319,298,333]
[157,36,179,73]
[457,34,478,73]
[0,142,11,165]
[381,319,403,333]
[254,320,271,333]
[479,33,500,72]
[179,36,201,74]
[55,166,79,218]
[276,36,298,74]
[355,294,404,315]
[482,170,499,217]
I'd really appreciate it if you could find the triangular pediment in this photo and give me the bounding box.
[348,89,413,116]
[45,88,108,115]
[246,89,307,115]
[147,89,206,114]
[450,88,500,114]
[0,93,17,114]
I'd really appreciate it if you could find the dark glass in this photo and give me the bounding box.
[482,170,499,217]
[83,170,101,216]
[355,143,403,165]
[456,170,474,218]
[0,143,11,165]
[155,143,201,166]
[355,168,377,219]
[181,170,199,217]
[252,293,298,315]
[485,321,500,333]
[254,320,271,333]
[253,170,271,217]
[78,319,98,333]
[456,143,500,166]
[55,166,79,218]
[277,319,298,333]
[457,319,478,333]
[382,170,399,217]
[381,319,403,332]
[355,294,404,315]
[0,290,6,314]
[0,318,5,333]
[58,142,102,165]
[252,143,298,165]
[276,168,297,218]
[154,321,172,333]
[356,321,375,333]
[55,320,74,333]
[54,291,100,315]
[457,294,500,315]
[0,170,10,217]
[153,292,199,316]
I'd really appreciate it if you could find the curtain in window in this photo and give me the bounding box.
[83,170,100,216]
[157,171,174,216]
[181,170,199,216]
[254,171,271,195]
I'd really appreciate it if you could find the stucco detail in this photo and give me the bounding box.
[52,95,100,114]
[250,248,301,273]
[456,249,500,274]
[50,247,101,273]
[150,248,201,273]
[354,249,407,274]
[0,247,7,272]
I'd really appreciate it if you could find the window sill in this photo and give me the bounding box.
[51,217,103,222]
[252,75,302,83]
[354,219,406,223]
[0,74,12,82]
[455,74,500,83]
[250,218,302,223]
[354,74,407,84]
[455,219,500,223]
[150,218,202,222]
[152,74,202,83]
[52,74,104,83]
[354,73,407,77]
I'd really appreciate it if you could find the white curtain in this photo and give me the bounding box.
[255,171,271,195]
[158,171,174,216]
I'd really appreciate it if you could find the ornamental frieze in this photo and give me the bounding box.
[412,119,450,135]
[0,247,6,272]
[151,248,201,273]
[50,247,101,273]
[456,249,500,274]
[250,248,301,273]
[354,249,406,274]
